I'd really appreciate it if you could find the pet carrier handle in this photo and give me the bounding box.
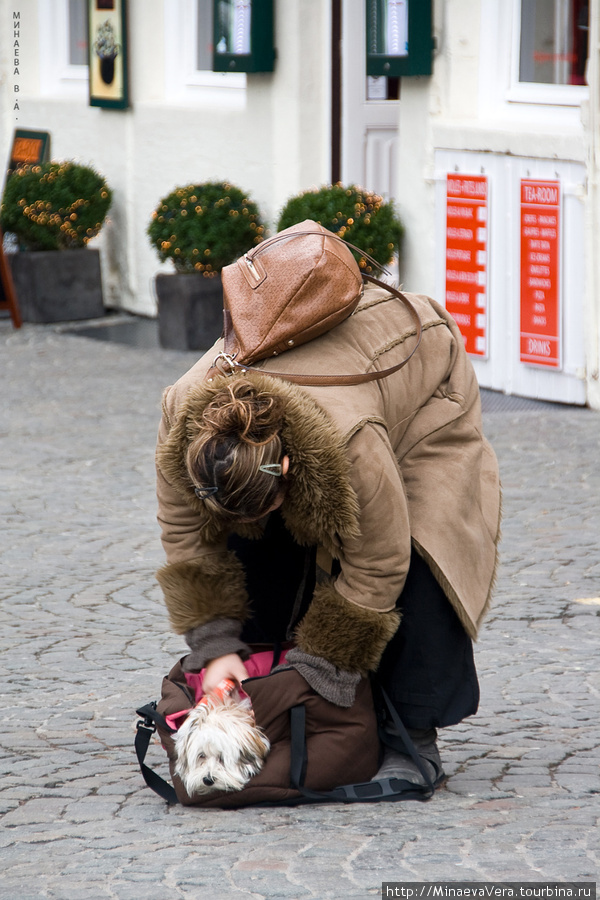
[135,702,179,806]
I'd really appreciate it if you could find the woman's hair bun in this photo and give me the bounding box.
[186,378,286,521]
[201,379,284,446]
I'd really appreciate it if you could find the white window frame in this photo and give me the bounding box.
[164,0,246,107]
[479,0,588,122]
[38,0,88,98]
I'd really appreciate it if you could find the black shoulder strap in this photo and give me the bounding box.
[135,703,179,806]
[376,687,436,793]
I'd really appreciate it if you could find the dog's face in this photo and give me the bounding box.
[174,697,271,796]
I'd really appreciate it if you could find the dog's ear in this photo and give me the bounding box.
[176,702,210,742]
[189,702,212,726]
[244,729,271,760]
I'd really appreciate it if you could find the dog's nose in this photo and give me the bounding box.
[203,775,215,787]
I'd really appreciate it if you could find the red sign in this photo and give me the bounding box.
[520,179,561,368]
[445,174,488,357]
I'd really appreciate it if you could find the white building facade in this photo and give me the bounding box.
[2,0,599,407]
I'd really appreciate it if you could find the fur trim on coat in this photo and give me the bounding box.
[294,582,401,675]
[156,551,249,634]
[157,372,360,554]
[155,286,501,668]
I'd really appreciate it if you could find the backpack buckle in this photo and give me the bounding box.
[136,717,157,735]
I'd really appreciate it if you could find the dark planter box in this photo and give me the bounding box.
[8,248,105,323]
[156,272,224,351]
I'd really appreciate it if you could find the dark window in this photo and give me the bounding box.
[519,0,589,85]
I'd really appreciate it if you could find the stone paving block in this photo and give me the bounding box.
[2,797,68,826]
[104,886,177,900]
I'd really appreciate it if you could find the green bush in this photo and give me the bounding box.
[147,181,266,276]
[277,183,404,272]
[0,161,113,251]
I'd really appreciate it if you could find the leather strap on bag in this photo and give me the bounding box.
[212,227,422,386]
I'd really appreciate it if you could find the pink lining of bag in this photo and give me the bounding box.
[164,649,288,731]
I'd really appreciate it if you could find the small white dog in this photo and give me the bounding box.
[173,678,271,796]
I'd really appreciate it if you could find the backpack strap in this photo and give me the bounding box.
[135,703,179,806]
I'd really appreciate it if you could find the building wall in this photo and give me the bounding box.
[583,0,600,409]
[0,0,331,316]
[400,0,587,291]
[2,0,599,406]
[395,0,595,406]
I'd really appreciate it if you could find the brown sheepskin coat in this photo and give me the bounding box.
[155,284,501,677]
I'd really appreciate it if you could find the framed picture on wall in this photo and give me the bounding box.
[88,0,129,109]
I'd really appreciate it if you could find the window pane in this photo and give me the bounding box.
[367,0,409,57]
[69,0,88,66]
[215,0,251,55]
[197,0,213,70]
[519,0,588,85]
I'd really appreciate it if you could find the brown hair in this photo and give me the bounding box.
[186,379,286,522]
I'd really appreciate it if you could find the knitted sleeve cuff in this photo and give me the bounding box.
[284,647,361,708]
[182,617,252,673]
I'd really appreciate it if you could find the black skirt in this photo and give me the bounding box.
[230,511,479,730]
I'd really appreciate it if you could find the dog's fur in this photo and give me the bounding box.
[173,683,270,796]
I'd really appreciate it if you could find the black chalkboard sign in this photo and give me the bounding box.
[8,128,51,173]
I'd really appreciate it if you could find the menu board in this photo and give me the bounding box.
[445,174,488,357]
[8,129,50,173]
[520,179,561,368]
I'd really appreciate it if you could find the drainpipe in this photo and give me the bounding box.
[331,0,342,184]
[585,0,600,408]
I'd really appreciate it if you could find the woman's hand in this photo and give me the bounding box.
[202,653,249,695]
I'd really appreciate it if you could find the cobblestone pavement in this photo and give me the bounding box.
[1,320,599,900]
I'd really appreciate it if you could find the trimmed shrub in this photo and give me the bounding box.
[147,181,266,275]
[0,161,112,251]
[277,183,404,272]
